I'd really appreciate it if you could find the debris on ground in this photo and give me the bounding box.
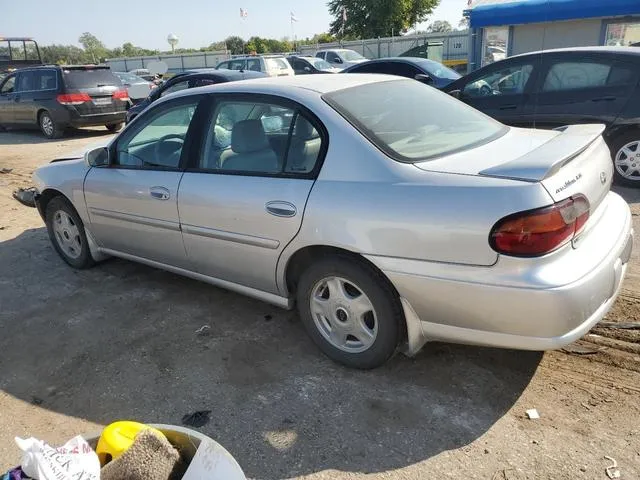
[0,168,13,174]
[525,409,540,420]
[194,325,210,337]
[181,410,212,428]
[599,321,640,330]
[604,456,621,479]
[11,188,37,208]
[562,343,599,355]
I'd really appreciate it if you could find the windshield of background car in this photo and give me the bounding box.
[341,50,365,61]
[62,69,121,89]
[116,72,145,83]
[309,58,332,69]
[324,79,507,162]
[418,59,461,80]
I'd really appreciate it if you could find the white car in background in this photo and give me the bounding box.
[316,49,368,70]
[216,55,295,77]
[113,72,155,103]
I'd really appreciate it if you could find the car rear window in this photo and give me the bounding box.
[323,79,507,162]
[62,68,122,89]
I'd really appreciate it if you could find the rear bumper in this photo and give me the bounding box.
[367,192,633,354]
[69,111,126,127]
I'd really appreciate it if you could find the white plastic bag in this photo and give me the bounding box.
[15,436,100,480]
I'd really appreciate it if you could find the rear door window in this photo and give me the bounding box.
[62,69,121,89]
[31,69,58,91]
[542,60,635,91]
[246,58,262,72]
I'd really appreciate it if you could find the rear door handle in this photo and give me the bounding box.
[591,96,616,102]
[266,201,297,217]
[150,186,170,200]
[499,104,517,110]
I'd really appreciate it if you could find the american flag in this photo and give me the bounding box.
[240,7,248,18]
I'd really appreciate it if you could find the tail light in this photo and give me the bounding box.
[112,89,129,101]
[56,93,91,105]
[490,195,590,257]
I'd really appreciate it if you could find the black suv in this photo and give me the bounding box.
[0,65,128,138]
[444,47,640,186]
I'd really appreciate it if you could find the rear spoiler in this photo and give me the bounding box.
[479,124,606,182]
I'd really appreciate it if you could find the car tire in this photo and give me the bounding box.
[296,256,403,369]
[106,122,123,133]
[45,196,95,269]
[610,131,640,187]
[39,111,64,139]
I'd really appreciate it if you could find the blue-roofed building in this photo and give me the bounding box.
[466,0,640,71]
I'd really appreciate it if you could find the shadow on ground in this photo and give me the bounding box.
[0,228,541,479]
[0,128,111,146]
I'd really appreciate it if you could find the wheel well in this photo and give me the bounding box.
[37,108,48,122]
[36,188,65,220]
[605,124,640,148]
[285,245,399,298]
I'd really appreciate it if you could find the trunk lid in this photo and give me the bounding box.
[413,123,612,213]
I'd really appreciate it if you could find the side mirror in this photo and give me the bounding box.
[85,147,109,167]
[415,73,433,85]
[448,89,462,99]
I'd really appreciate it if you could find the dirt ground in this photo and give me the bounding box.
[0,128,639,480]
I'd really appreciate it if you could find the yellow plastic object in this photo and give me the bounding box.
[96,421,165,465]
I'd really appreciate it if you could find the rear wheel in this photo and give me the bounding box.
[39,111,64,139]
[45,196,95,269]
[106,122,123,133]
[611,132,640,187]
[296,256,402,369]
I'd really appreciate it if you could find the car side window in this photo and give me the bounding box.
[542,61,633,92]
[0,75,16,94]
[326,52,339,63]
[246,58,261,72]
[115,100,199,169]
[199,99,324,176]
[464,63,534,98]
[161,80,189,97]
[217,61,229,69]
[316,52,325,60]
[16,71,33,92]
[229,60,245,71]
[31,70,57,91]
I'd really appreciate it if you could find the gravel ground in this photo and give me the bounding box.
[0,128,639,480]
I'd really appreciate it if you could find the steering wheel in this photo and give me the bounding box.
[479,83,493,96]
[153,134,185,165]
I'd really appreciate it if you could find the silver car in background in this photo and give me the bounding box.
[32,75,632,369]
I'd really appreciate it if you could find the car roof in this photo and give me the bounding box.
[512,46,640,58]
[172,73,398,98]
[174,70,264,81]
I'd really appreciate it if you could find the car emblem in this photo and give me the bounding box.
[600,172,607,185]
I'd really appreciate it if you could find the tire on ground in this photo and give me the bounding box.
[610,130,640,187]
[45,196,95,269]
[296,255,403,369]
[39,110,64,139]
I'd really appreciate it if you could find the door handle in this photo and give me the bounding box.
[150,186,170,200]
[499,104,517,110]
[591,96,616,102]
[266,201,297,217]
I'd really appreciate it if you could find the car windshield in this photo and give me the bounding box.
[417,59,461,80]
[62,69,121,89]
[324,79,506,162]
[115,72,145,83]
[308,58,332,69]
[340,50,365,61]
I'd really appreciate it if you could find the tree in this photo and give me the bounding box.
[41,44,88,65]
[78,32,107,62]
[458,17,469,30]
[122,42,138,57]
[328,0,439,39]
[427,20,452,33]
[222,36,245,55]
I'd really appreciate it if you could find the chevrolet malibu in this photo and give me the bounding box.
[32,75,633,369]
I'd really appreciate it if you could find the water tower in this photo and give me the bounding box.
[167,33,179,53]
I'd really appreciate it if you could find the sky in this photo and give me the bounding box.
[1,0,469,51]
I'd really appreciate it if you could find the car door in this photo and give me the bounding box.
[12,70,35,124]
[83,95,203,268]
[13,69,58,125]
[0,73,17,124]
[527,54,640,130]
[455,57,540,127]
[178,94,327,294]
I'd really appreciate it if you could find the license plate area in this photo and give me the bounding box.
[93,97,112,106]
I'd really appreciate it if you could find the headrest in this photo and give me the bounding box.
[295,117,318,140]
[231,119,270,154]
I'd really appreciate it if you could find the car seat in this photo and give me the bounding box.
[286,117,321,173]
[220,119,279,173]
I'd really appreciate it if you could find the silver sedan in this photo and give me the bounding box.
[32,75,633,369]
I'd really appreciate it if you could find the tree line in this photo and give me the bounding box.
[41,1,465,64]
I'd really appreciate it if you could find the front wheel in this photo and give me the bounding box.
[106,122,123,133]
[611,132,640,187]
[45,196,95,269]
[296,257,403,369]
